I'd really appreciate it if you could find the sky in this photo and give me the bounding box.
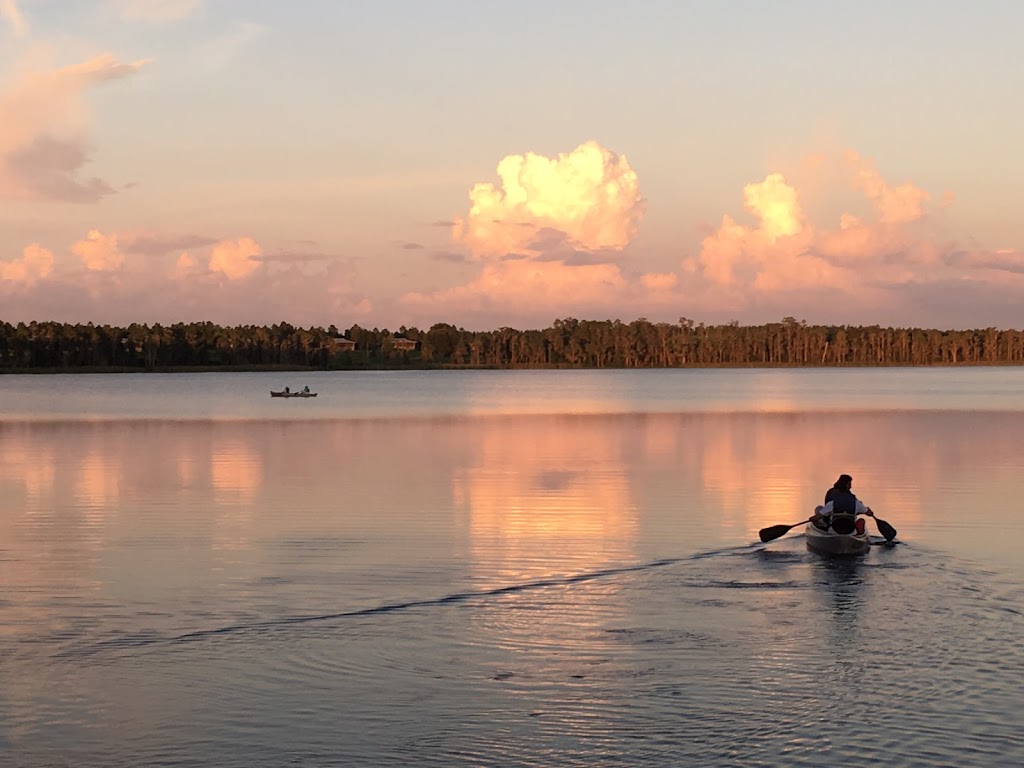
[1,0,1022,331]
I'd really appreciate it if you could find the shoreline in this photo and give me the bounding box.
[3,361,1023,374]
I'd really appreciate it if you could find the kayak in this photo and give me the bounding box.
[805,522,870,556]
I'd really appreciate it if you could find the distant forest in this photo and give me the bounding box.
[2,317,1024,371]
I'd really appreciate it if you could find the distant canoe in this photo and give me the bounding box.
[270,391,317,398]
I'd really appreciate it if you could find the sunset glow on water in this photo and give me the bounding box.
[2,370,1023,766]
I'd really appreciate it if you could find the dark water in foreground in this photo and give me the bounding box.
[1,370,1023,766]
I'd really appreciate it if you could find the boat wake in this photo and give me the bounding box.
[55,545,756,661]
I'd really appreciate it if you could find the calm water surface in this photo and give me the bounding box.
[1,369,1022,766]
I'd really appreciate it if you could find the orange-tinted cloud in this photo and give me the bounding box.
[453,140,644,257]
[744,173,805,240]
[0,243,53,283]
[72,229,124,271]
[209,237,262,279]
[697,173,845,292]
[2,230,372,325]
[0,54,149,202]
[694,152,944,299]
[845,150,929,224]
[167,237,264,279]
[403,140,656,325]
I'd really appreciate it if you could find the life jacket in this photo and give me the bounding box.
[828,490,858,534]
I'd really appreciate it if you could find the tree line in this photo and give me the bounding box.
[2,317,1024,371]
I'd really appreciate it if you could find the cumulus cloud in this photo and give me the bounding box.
[166,238,333,279]
[1,243,53,284]
[845,150,930,224]
[694,151,948,296]
[696,173,842,291]
[72,229,124,271]
[3,235,373,326]
[0,54,150,202]
[679,150,1018,324]
[743,173,804,241]
[406,140,657,325]
[1,0,28,36]
[453,140,645,257]
[209,237,262,279]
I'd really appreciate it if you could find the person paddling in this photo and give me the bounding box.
[811,473,874,534]
[759,473,897,544]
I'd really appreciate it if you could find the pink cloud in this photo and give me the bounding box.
[2,239,373,326]
[673,150,1024,326]
[208,237,262,279]
[845,150,930,224]
[72,229,124,271]
[405,140,666,327]
[453,140,645,258]
[694,153,948,301]
[0,54,149,202]
[404,146,980,329]
[0,243,53,283]
[696,173,845,292]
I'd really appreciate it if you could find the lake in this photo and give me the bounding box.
[1,368,1023,767]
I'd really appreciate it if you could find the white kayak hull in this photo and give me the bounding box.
[805,523,870,556]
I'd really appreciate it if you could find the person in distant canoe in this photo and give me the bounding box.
[811,473,874,534]
[284,386,290,393]
[303,386,310,393]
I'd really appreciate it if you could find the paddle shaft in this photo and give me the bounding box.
[758,520,812,543]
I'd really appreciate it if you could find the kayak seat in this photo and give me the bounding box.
[829,515,856,535]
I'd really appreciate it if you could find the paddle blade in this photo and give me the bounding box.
[759,523,798,543]
[875,517,897,542]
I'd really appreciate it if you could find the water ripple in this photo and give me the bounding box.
[53,546,753,661]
